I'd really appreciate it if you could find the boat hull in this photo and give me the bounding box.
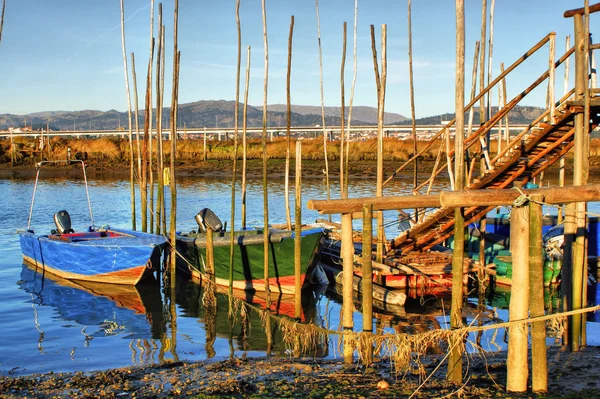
[19,227,166,285]
[176,227,324,294]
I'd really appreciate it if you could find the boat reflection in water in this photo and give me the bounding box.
[18,263,165,342]
[175,273,329,359]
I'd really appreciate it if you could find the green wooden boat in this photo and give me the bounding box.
[176,209,325,294]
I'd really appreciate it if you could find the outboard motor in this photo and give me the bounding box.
[195,208,224,233]
[53,210,75,234]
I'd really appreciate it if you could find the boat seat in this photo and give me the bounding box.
[53,210,75,234]
[195,208,224,233]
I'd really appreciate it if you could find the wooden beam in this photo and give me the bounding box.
[308,184,600,214]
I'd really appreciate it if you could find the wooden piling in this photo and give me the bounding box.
[486,0,495,122]
[261,0,271,311]
[131,52,142,178]
[344,0,358,193]
[229,0,242,296]
[467,41,481,182]
[478,0,487,127]
[571,11,586,352]
[159,24,166,235]
[285,16,294,230]
[408,0,418,219]
[315,0,330,210]
[529,194,548,393]
[146,0,155,235]
[206,227,215,281]
[362,203,373,363]
[374,25,387,262]
[155,6,164,235]
[169,0,179,290]
[203,127,207,161]
[294,141,302,319]
[341,212,354,363]
[120,0,136,231]
[242,46,251,230]
[506,197,530,393]
[340,21,347,199]
[448,0,465,384]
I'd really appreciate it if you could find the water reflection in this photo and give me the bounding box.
[18,264,165,341]
[175,274,329,359]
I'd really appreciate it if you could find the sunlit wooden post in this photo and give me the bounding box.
[448,0,465,385]
[506,188,530,393]
[294,142,302,319]
[567,6,588,352]
[342,212,354,363]
[362,203,373,364]
[529,194,547,393]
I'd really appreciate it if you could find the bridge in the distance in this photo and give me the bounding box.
[0,124,529,140]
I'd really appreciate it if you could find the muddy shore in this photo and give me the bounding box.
[2,346,600,398]
[0,157,580,182]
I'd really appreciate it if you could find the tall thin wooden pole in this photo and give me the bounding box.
[529,194,548,393]
[241,46,251,230]
[558,36,570,226]
[155,5,163,235]
[478,0,487,126]
[169,0,179,290]
[141,36,154,233]
[340,22,347,199]
[131,52,141,179]
[261,0,271,309]
[372,25,387,263]
[448,0,465,384]
[344,0,358,193]
[229,0,242,297]
[315,0,330,210]
[147,0,155,235]
[284,16,295,230]
[486,0,495,122]
[294,142,302,319]
[467,41,481,184]
[408,0,418,220]
[0,0,5,44]
[362,203,373,364]
[159,24,166,235]
[506,198,530,393]
[120,0,136,231]
[261,0,273,355]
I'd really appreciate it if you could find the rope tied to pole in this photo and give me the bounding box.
[511,186,530,207]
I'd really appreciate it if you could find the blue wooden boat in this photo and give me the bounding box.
[18,160,167,285]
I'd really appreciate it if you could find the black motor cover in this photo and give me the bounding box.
[53,210,74,234]
[195,208,223,233]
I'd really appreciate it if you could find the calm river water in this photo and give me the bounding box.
[0,173,598,376]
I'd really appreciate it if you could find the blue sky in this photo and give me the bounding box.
[0,0,589,118]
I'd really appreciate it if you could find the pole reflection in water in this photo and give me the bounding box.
[175,273,329,359]
[18,263,165,363]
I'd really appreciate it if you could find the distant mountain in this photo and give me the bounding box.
[394,105,546,126]
[267,104,408,124]
[0,101,546,131]
[0,100,376,131]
